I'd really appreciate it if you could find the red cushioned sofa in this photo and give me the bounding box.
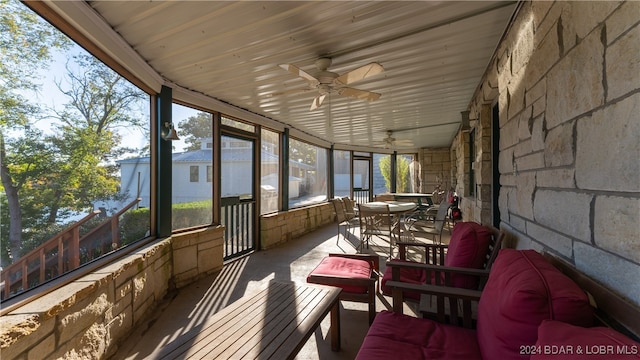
[356,249,640,360]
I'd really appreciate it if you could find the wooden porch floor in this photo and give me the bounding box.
[112,222,452,360]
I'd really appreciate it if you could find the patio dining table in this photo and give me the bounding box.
[362,201,417,254]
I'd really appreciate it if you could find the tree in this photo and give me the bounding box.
[0,0,70,264]
[178,112,213,151]
[378,155,411,193]
[1,1,147,264]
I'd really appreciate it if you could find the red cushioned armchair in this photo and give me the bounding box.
[381,222,504,304]
[357,249,596,360]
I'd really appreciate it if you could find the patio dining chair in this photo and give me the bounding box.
[358,203,396,254]
[331,198,357,244]
[404,198,451,244]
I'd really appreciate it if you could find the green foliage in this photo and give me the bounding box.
[378,155,411,192]
[379,155,391,190]
[1,3,148,261]
[120,208,150,245]
[172,200,213,229]
[178,112,213,151]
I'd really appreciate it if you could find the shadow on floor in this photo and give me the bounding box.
[111,223,451,360]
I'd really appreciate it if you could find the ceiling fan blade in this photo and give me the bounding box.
[334,62,384,85]
[338,87,381,101]
[279,64,319,86]
[310,94,326,111]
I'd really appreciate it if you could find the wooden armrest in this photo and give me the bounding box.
[386,261,490,277]
[386,280,482,328]
[385,281,482,302]
[395,242,448,263]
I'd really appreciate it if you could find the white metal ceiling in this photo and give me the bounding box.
[51,1,517,151]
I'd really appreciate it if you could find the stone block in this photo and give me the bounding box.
[526,20,560,85]
[536,168,575,189]
[27,333,55,360]
[173,245,197,275]
[530,114,545,151]
[606,2,639,45]
[594,195,640,263]
[509,172,535,220]
[516,152,544,172]
[533,189,592,240]
[574,242,640,307]
[565,2,619,44]
[544,121,575,167]
[527,222,573,258]
[0,314,54,360]
[106,305,132,346]
[500,117,520,149]
[198,246,222,274]
[606,24,639,100]
[546,29,604,129]
[576,94,640,192]
[59,291,109,345]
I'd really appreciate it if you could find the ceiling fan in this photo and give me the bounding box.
[277,57,384,111]
[381,130,413,149]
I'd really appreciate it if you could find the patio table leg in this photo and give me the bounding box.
[330,301,341,351]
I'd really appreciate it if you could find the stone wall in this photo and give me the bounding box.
[259,202,334,249]
[418,148,452,200]
[468,1,639,306]
[0,226,224,360]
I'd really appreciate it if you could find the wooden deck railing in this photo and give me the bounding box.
[1,198,141,299]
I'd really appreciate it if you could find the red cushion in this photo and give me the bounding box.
[307,256,371,294]
[476,249,594,360]
[355,310,481,360]
[381,259,428,300]
[532,320,640,359]
[444,222,493,289]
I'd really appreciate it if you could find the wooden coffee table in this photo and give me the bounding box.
[148,281,342,359]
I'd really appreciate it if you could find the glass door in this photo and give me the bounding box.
[352,157,371,204]
[220,135,256,260]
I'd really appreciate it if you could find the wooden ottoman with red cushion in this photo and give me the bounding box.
[307,253,379,325]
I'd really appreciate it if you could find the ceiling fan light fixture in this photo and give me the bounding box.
[277,57,384,111]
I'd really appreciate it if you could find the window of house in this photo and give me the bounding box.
[190,166,199,182]
[288,138,328,208]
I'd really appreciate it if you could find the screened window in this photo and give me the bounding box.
[260,128,280,214]
[172,104,213,230]
[333,150,351,198]
[288,138,328,208]
[373,153,391,196]
[221,116,255,133]
[1,4,150,300]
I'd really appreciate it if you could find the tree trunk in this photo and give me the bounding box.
[0,134,23,263]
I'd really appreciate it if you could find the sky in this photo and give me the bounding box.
[22,44,192,154]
